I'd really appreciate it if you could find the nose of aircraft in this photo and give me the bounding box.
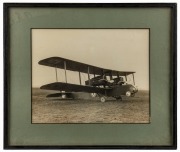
[134,86,138,92]
[131,85,138,93]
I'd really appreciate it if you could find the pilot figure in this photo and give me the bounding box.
[118,77,125,85]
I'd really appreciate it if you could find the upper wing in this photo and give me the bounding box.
[40,82,111,94]
[38,56,135,76]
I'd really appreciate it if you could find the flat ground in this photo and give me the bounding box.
[32,88,150,123]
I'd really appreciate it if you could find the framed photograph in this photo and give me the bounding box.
[4,3,177,149]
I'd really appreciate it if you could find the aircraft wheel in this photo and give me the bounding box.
[62,94,66,99]
[125,91,131,97]
[91,93,97,98]
[100,96,106,102]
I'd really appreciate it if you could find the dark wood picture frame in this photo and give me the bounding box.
[4,3,177,149]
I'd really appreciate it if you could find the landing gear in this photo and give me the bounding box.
[100,96,106,102]
[91,93,97,97]
[62,94,66,99]
[131,93,135,97]
[125,91,131,97]
[115,96,122,101]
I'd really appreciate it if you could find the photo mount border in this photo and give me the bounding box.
[3,3,177,149]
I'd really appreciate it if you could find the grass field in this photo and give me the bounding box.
[32,88,150,123]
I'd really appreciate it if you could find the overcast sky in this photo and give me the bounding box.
[32,29,149,90]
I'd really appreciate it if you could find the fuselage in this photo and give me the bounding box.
[85,76,138,97]
[106,84,138,97]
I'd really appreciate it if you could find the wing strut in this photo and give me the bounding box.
[110,72,113,80]
[64,61,67,83]
[93,68,95,78]
[132,73,135,85]
[117,72,120,78]
[88,66,90,85]
[79,71,81,85]
[125,73,127,81]
[55,67,58,82]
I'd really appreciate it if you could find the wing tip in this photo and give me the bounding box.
[40,85,46,89]
[38,60,42,65]
[38,59,45,65]
[38,56,60,65]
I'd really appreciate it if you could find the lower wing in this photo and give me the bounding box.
[40,82,111,94]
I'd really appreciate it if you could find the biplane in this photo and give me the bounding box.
[39,57,138,102]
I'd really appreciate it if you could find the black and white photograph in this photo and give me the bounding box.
[32,29,150,123]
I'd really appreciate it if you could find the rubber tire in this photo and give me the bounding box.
[126,91,131,97]
[100,97,106,102]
